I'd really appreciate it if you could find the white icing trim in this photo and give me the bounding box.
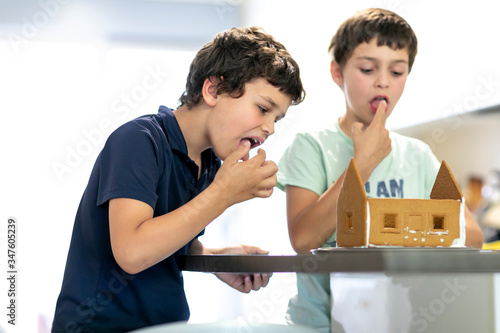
[450,197,466,247]
[427,231,449,235]
[365,201,371,246]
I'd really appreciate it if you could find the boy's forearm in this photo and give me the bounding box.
[153,181,230,246]
[464,205,484,249]
[289,174,346,253]
[288,162,373,253]
[117,148,278,273]
[288,158,391,253]
[177,181,230,230]
[112,183,231,274]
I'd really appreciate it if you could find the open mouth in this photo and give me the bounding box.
[370,96,388,112]
[239,137,263,161]
[243,137,263,149]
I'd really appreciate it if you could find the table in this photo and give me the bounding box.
[179,248,500,273]
[179,249,500,333]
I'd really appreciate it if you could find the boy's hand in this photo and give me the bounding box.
[351,100,392,181]
[212,141,278,206]
[212,244,272,293]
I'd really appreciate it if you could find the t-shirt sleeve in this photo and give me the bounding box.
[420,142,441,195]
[401,136,441,198]
[277,133,328,196]
[96,121,165,210]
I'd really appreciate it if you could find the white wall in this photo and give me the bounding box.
[241,0,500,132]
[398,108,500,188]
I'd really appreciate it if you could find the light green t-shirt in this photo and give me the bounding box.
[277,119,440,332]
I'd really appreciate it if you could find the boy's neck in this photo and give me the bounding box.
[338,115,352,139]
[338,114,355,139]
[173,104,210,167]
[338,111,375,140]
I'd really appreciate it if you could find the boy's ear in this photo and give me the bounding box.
[330,60,344,87]
[202,76,220,107]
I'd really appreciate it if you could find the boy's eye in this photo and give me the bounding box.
[259,106,268,113]
[392,71,403,76]
[360,68,373,74]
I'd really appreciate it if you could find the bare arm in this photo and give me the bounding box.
[190,238,271,293]
[109,142,278,274]
[464,205,484,248]
[287,102,391,253]
[286,181,344,253]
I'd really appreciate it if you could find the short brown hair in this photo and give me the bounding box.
[328,8,418,72]
[179,27,305,108]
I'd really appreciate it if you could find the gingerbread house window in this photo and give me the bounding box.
[433,215,445,230]
[345,211,353,230]
[384,213,397,229]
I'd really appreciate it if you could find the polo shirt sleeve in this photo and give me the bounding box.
[96,120,165,210]
[277,133,327,197]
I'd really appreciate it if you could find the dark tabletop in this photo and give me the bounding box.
[178,248,500,274]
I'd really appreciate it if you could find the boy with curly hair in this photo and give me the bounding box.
[52,26,305,333]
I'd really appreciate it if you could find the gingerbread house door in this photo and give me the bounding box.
[404,214,424,247]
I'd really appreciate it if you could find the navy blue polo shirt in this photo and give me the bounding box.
[52,106,221,333]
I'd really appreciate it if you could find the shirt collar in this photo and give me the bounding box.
[158,105,188,155]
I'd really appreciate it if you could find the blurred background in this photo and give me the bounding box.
[1,0,500,332]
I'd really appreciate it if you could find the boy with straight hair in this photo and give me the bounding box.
[277,8,483,331]
[52,26,305,333]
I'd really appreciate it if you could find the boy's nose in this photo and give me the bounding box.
[262,118,275,136]
[375,73,389,88]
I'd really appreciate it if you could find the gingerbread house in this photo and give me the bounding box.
[336,159,466,247]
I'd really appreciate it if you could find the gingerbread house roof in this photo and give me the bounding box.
[430,161,463,201]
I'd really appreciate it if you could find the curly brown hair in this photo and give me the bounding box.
[328,8,418,73]
[179,27,305,108]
